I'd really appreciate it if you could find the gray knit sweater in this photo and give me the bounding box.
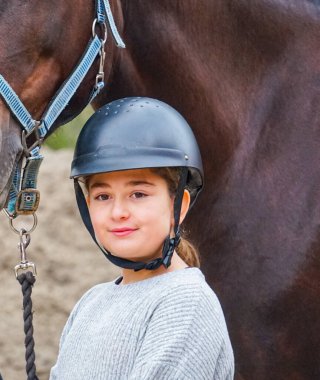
[50,268,234,379]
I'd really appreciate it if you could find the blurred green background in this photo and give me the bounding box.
[45,106,93,149]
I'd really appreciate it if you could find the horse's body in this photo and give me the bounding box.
[1,1,320,379]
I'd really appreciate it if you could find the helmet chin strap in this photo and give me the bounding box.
[74,168,188,271]
[103,233,177,272]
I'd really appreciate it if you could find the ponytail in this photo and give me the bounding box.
[176,234,200,268]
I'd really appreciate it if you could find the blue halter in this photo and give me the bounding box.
[0,0,125,219]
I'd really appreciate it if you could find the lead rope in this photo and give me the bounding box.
[17,271,38,380]
[10,220,38,380]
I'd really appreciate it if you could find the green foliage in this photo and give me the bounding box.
[45,106,94,150]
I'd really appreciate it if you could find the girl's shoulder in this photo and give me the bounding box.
[161,268,219,303]
[148,268,223,314]
[159,267,216,296]
[141,268,233,362]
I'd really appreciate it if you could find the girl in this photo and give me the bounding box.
[50,97,234,379]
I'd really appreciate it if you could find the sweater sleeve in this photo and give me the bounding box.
[128,283,234,380]
[50,284,102,377]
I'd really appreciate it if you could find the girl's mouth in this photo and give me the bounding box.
[110,227,138,237]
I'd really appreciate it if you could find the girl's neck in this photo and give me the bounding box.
[121,251,188,285]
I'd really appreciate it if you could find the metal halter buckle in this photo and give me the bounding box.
[92,19,108,43]
[9,213,38,235]
[15,189,41,215]
[21,121,43,155]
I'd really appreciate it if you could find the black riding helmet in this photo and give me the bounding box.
[71,97,204,271]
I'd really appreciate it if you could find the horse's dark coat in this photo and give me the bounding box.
[1,1,320,379]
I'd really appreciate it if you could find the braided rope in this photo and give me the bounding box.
[17,272,39,380]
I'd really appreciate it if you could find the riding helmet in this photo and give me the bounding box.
[71,97,204,271]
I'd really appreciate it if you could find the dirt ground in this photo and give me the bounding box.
[0,148,119,380]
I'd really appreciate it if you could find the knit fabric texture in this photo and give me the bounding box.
[50,268,234,379]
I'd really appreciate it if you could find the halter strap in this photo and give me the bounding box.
[97,0,126,47]
[0,0,125,218]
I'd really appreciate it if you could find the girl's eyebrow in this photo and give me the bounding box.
[89,180,155,190]
[89,182,110,190]
[127,180,155,187]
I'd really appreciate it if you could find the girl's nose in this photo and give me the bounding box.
[110,198,130,220]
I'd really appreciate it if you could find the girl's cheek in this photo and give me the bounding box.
[89,205,102,222]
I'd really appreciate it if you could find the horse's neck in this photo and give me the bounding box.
[98,0,320,180]
[107,0,320,115]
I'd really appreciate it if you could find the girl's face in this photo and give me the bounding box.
[87,169,176,262]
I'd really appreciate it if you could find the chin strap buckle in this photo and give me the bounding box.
[145,258,163,271]
[162,237,176,268]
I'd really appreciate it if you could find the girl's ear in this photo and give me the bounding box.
[86,194,90,206]
[179,189,191,224]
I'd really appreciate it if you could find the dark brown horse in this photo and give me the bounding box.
[1,1,320,379]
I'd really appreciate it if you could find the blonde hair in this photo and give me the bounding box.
[151,167,200,268]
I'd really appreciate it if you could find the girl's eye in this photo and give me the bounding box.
[95,194,110,201]
[131,192,147,199]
